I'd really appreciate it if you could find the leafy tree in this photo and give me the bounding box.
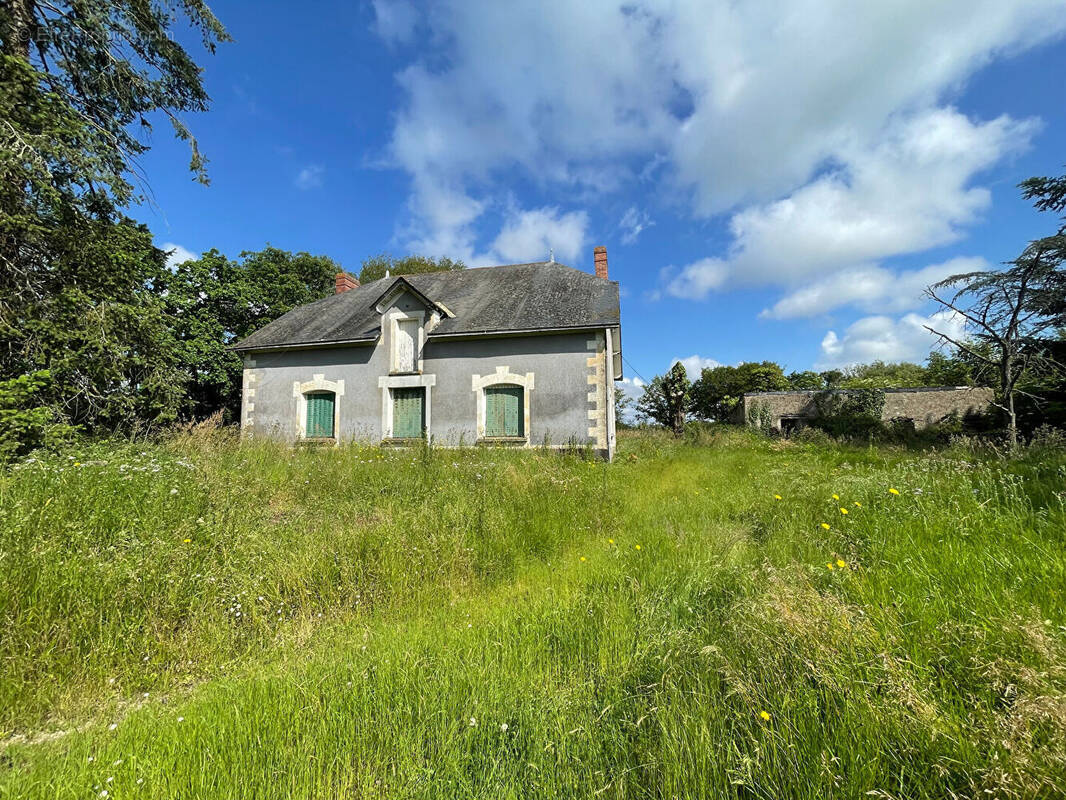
[690,361,789,421]
[2,215,185,431]
[820,369,845,388]
[1018,169,1066,325]
[0,371,75,460]
[636,362,689,435]
[839,360,929,389]
[0,0,228,435]
[787,370,824,390]
[160,247,340,422]
[0,0,228,276]
[926,233,1065,448]
[358,254,465,284]
[924,351,975,386]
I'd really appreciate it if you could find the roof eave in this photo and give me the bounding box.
[230,334,380,353]
[427,322,617,340]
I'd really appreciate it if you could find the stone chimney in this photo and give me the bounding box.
[335,272,359,294]
[593,246,608,279]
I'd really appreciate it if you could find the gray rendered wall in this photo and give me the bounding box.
[241,329,608,450]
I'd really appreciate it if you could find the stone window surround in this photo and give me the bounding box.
[472,366,534,442]
[378,373,436,440]
[293,374,345,442]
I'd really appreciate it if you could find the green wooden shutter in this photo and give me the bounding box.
[306,392,335,438]
[485,386,523,437]
[392,388,425,438]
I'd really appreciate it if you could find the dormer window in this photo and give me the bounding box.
[388,311,424,374]
[394,317,419,372]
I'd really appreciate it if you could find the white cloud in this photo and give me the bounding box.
[619,206,654,245]
[161,242,196,271]
[295,165,325,190]
[372,0,1064,261]
[817,310,968,367]
[672,354,721,377]
[490,205,589,264]
[760,256,989,319]
[372,0,418,44]
[665,109,1034,299]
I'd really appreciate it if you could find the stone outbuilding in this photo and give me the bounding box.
[739,386,994,434]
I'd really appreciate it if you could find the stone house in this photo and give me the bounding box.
[232,248,622,459]
[739,386,994,434]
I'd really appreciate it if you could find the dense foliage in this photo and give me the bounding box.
[357,253,465,284]
[0,0,228,448]
[635,361,690,434]
[689,361,789,421]
[159,247,341,423]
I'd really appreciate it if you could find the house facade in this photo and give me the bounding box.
[232,248,622,459]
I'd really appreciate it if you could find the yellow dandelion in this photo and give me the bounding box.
[889,488,900,495]
[826,563,834,570]
[839,507,848,515]
[832,494,839,501]
[854,501,862,508]
[820,523,831,530]
[580,556,586,562]
[182,538,191,543]
[836,559,847,568]
[634,544,641,550]
[608,539,615,545]
[774,494,782,500]
[759,710,770,721]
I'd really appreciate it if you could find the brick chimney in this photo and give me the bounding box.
[593,246,608,279]
[335,272,359,294]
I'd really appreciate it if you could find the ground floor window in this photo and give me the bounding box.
[484,385,524,438]
[391,387,425,438]
[306,391,336,438]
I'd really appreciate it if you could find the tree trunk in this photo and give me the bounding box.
[1001,356,1018,451]
[1006,388,1018,451]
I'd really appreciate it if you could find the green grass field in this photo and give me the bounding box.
[1,428,1064,798]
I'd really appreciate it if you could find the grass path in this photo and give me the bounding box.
[2,431,1064,797]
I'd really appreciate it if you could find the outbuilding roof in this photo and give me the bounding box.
[232,261,620,352]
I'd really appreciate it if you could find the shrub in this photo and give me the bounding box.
[1028,423,1066,451]
[746,400,774,432]
[792,426,833,446]
[0,372,77,461]
[809,389,885,439]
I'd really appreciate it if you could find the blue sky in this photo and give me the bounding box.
[137,0,1066,392]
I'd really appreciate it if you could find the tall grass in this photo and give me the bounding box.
[1,428,1064,798]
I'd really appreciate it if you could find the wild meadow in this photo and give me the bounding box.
[1,427,1064,799]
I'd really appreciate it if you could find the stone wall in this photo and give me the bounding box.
[740,387,994,431]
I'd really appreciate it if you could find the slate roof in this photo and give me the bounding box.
[232,261,620,352]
